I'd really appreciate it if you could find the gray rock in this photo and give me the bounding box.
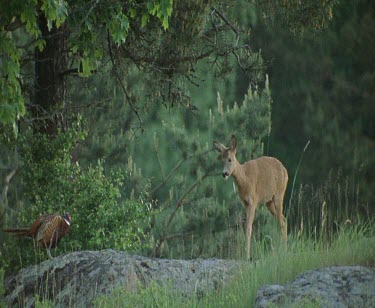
[4,250,239,307]
[255,266,375,308]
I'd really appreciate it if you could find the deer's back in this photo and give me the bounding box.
[242,156,288,204]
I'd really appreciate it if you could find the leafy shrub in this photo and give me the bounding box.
[1,127,151,274]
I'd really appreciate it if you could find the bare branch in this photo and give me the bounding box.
[211,6,240,45]
[150,148,213,196]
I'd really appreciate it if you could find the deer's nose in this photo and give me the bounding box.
[223,172,229,178]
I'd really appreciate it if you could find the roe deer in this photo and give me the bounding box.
[213,135,288,260]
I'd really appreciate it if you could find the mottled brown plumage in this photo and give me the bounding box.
[2,213,71,258]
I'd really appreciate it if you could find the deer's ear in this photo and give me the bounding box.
[213,141,226,153]
[230,135,237,151]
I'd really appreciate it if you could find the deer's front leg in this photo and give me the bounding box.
[244,200,256,260]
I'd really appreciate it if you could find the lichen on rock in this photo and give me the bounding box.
[255,266,375,307]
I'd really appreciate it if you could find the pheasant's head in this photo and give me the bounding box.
[63,212,71,225]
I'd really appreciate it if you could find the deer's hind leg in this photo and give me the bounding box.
[266,200,277,218]
[269,196,288,245]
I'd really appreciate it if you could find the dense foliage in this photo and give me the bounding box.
[0,0,336,126]
[0,0,173,125]
[250,0,375,207]
[1,0,373,280]
[0,127,151,273]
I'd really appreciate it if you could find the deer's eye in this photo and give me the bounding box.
[228,158,232,162]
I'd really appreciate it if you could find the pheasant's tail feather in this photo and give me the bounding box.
[2,228,30,237]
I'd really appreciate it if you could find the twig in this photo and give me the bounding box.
[150,159,183,196]
[150,148,213,196]
[211,6,239,45]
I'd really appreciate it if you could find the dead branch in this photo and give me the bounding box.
[211,6,239,45]
[150,148,213,196]
[150,159,184,196]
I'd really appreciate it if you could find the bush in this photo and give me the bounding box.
[1,127,151,274]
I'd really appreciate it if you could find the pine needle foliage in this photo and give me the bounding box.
[118,81,274,259]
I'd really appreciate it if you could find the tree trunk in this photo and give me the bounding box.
[34,12,68,135]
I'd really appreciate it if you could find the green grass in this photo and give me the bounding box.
[94,222,375,307]
[3,167,374,308]
[208,223,374,308]
[2,222,374,307]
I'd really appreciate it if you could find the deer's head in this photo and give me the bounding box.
[213,135,237,180]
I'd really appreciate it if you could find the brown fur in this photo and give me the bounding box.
[214,135,288,260]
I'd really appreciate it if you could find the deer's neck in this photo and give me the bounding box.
[232,159,247,189]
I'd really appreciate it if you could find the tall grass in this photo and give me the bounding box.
[94,222,375,307]
[3,170,374,307]
[207,223,375,308]
[156,168,370,262]
[95,169,374,307]
[287,169,369,242]
[3,222,374,307]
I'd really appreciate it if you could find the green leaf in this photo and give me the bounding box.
[162,17,169,30]
[141,13,149,28]
[106,11,129,45]
[41,0,68,30]
[129,8,136,18]
[79,58,91,77]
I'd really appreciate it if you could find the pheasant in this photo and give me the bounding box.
[2,213,71,259]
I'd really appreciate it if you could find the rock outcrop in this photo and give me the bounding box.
[5,251,375,307]
[4,250,239,307]
[255,266,375,307]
